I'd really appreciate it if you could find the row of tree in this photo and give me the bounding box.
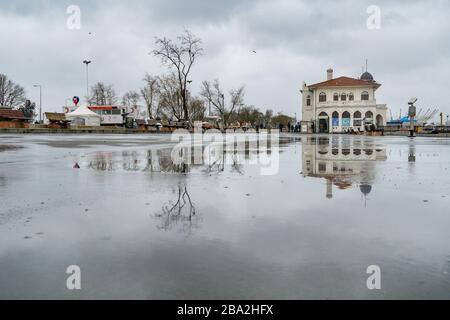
[1,30,295,128]
[87,30,295,128]
[88,74,294,129]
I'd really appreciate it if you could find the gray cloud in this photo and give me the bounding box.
[0,0,449,118]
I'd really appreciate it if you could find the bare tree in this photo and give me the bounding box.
[89,82,117,105]
[157,73,184,121]
[152,30,203,123]
[188,97,206,123]
[200,79,245,127]
[122,90,140,109]
[156,182,198,235]
[0,74,26,108]
[141,73,160,119]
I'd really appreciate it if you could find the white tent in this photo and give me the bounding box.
[66,106,101,127]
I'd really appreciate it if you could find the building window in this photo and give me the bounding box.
[333,93,339,101]
[332,111,339,126]
[361,91,369,101]
[319,92,327,102]
[319,163,327,172]
[341,93,347,101]
[376,115,384,126]
[306,95,311,106]
[342,111,351,127]
[354,111,362,126]
[365,111,374,119]
[349,93,354,101]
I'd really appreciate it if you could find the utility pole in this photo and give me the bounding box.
[33,85,42,123]
[83,60,92,105]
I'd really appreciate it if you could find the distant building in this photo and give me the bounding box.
[300,68,388,133]
[0,108,30,128]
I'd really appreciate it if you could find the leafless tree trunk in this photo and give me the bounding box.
[152,30,203,123]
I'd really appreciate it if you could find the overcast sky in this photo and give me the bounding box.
[1,0,449,120]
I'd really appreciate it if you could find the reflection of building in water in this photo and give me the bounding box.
[302,136,386,200]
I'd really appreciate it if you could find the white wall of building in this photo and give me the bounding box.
[300,71,388,133]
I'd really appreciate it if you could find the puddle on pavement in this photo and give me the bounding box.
[0,134,450,299]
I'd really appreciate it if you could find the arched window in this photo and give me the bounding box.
[332,111,339,126]
[342,111,351,127]
[354,111,362,126]
[341,93,347,101]
[365,111,374,119]
[342,149,351,156]
[319,92,327,102]
[376,115,383,126]
[333,93,339,101]
[306,95,311,106]
[361,91,369,101]
[318,112,328,117]
[349,93,354,101]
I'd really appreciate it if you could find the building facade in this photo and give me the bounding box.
[300,68,387,133]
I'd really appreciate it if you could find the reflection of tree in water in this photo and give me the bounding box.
[155,182,199,235]
[122,151,141,171]
[230,152,244,175]
[88,153,114,171]
[144,149,190,174]
[0,175,5,188]
[86,141,279,175]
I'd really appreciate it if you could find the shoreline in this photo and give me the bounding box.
[1,127,450,137]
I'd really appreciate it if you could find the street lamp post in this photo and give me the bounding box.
[83,60,92,104]
[33,85,42,123]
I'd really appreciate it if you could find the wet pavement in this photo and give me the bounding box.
[0,133,450,299]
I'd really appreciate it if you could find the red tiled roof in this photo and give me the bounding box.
[0,108,27,120]
[309,76,380,89]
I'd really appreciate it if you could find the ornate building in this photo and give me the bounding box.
[300,68,388,133]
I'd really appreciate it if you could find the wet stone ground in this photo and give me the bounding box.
[0,133,450,299]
